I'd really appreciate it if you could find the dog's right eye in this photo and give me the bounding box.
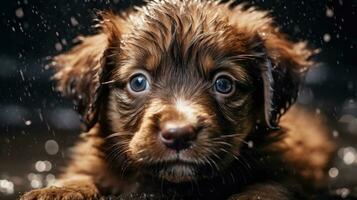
[128,73,149,93]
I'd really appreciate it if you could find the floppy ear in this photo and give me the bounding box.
[260,35,316,129]
[51,12,124,130]
[224,4,317,129]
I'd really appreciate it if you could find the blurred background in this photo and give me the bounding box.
[0,0,356,199]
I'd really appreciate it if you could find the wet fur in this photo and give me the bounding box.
[21,1,335,200]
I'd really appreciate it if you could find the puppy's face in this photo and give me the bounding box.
[107,25,257,182]
[103,2,270,182]
[53,1,314,183]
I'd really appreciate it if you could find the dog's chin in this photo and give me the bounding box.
[143,158,220,183]
[157,162,197,183]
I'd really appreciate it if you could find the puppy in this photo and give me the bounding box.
[21,0,335,199]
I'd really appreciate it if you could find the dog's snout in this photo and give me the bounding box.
[160,122,197,151]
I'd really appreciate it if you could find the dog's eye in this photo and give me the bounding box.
[214,75,234,95]
[129,74,149,93]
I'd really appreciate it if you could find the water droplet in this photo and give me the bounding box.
[55,43,63,51]
[343,150,356,165]
[323,33,331,42]
[315,108,321,115]
[45,140,59,155]
[45,174,56,186]
[328,167,339,178]
[35,161,46,172]
[30,179,42,189]
[326,8,334,17]
[336,188,350,198]
[25,120,32,126]
[15,8,24,18]
[0,179,14,195]
[332,130,339,138]
[70,17,79,26]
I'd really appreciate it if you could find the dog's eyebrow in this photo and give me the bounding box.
[110,56,159,84]
[142,53,162,73]
[209,60,251,83]
[200,54,215,72]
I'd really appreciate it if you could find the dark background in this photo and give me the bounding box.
[0,0,356,199]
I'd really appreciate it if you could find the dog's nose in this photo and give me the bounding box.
[160,122,197,151]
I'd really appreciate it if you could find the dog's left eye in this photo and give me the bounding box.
[129,74,149,93]
[214,75,234,95]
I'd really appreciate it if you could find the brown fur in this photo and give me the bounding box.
[21,1,334,200]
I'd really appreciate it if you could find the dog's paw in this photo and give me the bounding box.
[20,186,99,200]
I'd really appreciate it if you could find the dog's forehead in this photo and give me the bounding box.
[114,1,257,80]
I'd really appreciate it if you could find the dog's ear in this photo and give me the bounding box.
[51,12,125,130]
[225,4,317,129]
[260,34,316,129]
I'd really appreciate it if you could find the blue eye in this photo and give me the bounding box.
[129,74,149,92]
[214,76,234,94]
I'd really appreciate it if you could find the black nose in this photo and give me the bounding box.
[160,122,197,151]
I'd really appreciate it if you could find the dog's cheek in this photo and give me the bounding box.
[127,99,168,162]
[107,92,132,133]
[107,90,146,132]
[128,119,164,162]
[219,96,256,145]
[105,91,151,161]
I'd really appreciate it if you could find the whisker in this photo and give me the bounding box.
[215,133,245,139]
[101,80,116,85]
[105,132,133,140]
[234,137,250,145]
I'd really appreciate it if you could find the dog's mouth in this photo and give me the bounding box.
[141,153,220,183]
[150,158,197,168]
[144,153,198,170]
